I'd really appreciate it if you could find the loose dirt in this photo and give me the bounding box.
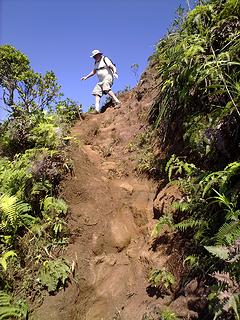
[32,60,199,319]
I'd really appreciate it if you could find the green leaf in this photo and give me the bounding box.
[0,251,17,272]
[204,246,229,260]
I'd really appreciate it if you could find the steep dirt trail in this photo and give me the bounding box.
[31,60,156,320]
[33,111,163,320]
[33,60,197,319]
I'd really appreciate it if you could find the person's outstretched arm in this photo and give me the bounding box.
[81,69,96,80]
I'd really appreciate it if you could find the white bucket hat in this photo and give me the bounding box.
[90,49,102,57]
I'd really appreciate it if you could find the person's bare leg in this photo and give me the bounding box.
[95,95,101,112]
[107,90,121,105]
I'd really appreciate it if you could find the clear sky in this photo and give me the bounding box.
[0,0,195,118]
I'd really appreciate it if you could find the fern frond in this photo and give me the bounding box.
[215,221,240,245]
[0,194,32,233]
[0,291,28,319]
[212,271,235,287]
[183,255,199,268]
[227,294,240,320]
[204,246,229,260]
[148,268,175,290]
[0,292,10,307]
[175,218,207,231]
[151,215,174,237]
[41,196,68,216]
[172,200,190,212]
[165,155,197,181]
[0,251,17,272]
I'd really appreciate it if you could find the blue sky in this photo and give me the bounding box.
[0,0,195,118]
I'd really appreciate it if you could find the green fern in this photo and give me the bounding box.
[211,190,239,219]
[201,162,240,197]
[41,196,68,216]
[175,217,208,232]
[151,215,174,238]
[0,251,17,272]
[172,200,190,212]
[0,194,32,235]
[227,294,240,320]
[204,246,229,260]
[0,291,28,319]
[41,197,68,237]
[183,255,199,268]
[165,154,197,181]
[148,268,176,290]
[215,220,240,245]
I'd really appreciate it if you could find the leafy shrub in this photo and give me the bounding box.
[148,268,175,292]
[149,0,240,164]
[30,122,62,149]
[37,258,70,293]
[30,149,71,186]
[153,155,240,319]
[0,114,37,157]
[56,98,82,124]
[0,148,70,209]
[42,197,68,216]
[41,197,68,237]
[0,43,80,315]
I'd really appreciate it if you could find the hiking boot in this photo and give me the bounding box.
[114,101,122,108]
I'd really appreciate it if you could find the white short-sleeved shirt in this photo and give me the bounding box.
[94,56,113,82]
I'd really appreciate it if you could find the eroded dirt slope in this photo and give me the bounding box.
[33,59,199,320]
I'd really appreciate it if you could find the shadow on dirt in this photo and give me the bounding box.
[146,285,165,299]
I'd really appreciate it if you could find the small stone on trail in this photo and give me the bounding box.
[119,182,134,194]
[101,161,117,171]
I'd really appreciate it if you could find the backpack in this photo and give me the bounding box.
[95,56,117,74]
[103,56,116,69]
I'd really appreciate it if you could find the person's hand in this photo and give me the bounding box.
[113,73,118,79]
[81,76,87,80]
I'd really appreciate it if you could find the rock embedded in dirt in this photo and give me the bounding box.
[184,279,198,296]
[119,182,134,194]
[101,161,117,172]
[169,295,198,318]
[153,183,183,219]
[110,210,137,252]
[92,233,104,255]
[110,220,132,251]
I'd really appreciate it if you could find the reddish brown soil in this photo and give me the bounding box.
[32,59,200,320]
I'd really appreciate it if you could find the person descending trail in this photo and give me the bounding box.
[81,49,121,113]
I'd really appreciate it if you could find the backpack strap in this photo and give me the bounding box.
[95,56,107,71]
[95,56,114,73]
[103,56,114,74]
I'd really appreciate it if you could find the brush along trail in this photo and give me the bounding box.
[33,60,199,319]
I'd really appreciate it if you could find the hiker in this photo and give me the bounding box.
[81,49,121,113]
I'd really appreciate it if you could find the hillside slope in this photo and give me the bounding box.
[32,59,200,320]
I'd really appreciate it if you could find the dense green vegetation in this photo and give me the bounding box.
[0,45,81,318]
[148,0,240,319]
